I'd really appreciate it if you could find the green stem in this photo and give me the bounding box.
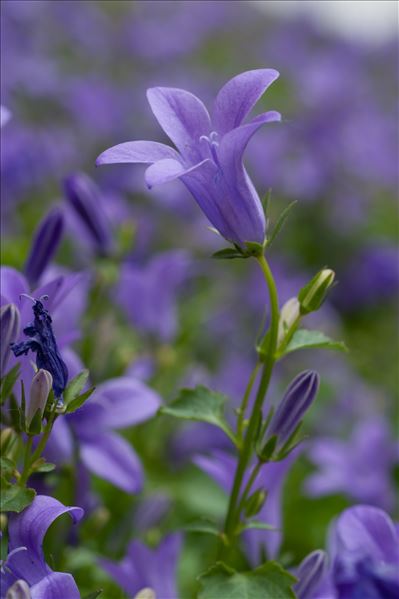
[221,254,279,550]
[236,362,260,445]
[18,404,57,486]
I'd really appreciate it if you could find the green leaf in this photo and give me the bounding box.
[64,370,90,405]
[184,519,221,537]
[30,458,56,473]
[160,386,237,446]
[198,561,296,599]
[0,480,36,513]
[212,248,246,260]
[239,520,276,532]
[266,201,297,248]
[65,386,96,414]
[281,329,348,356]
[0,364,21,405]
[0,457,17,479]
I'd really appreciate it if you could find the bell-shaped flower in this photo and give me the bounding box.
[0,303,20,376]
[97,69,281,247]
[99,534,181,599]
[0,495,83,599]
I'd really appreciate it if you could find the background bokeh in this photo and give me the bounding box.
[1,1,398,597]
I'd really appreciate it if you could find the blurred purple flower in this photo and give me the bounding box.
[99,534,182,599]
[117,251,191,342]
[0,495,83,599]
[0,106,11,127]
[45,368,162,493]
[63,172,113,256]
[97,69,281,246]
[194,449,298,562]
[0,303,20,376]
[304,418,398,512]
[294,550,328,599]
[24,206,65,288]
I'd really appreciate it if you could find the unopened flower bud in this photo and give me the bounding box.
[63,173,113,255]
[277,297,301,346]
[0,304,20,376]
[27,369,53,427]
[1,427,18,457]
[24,206,64,288]
[5,579,31,599]
[298,269,335,315]
[244,488,267,518]
[294,550,327,599]
[268,370,319,448]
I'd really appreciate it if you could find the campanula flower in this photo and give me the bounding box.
[10,297,68,400]
[0,106,11,127]
[24,206,65,288]
[0,495,83,599]
[96,69,281,247]
[99,534,182,599]
[26,369,53,427]
[294,550,328,599]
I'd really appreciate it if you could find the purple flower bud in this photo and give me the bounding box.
[269,370,319,447]
[294,550,327,599]
[24,206,65,288]
[63,172,113,255]
[27,369,53,426]
[0,303,20,376]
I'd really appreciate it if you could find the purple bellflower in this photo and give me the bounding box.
[99,534,182,599]
[0,495,83,599]
[0,106,11,128]
[10,297,68,400]
[0,303,20,376]
[294,550,328,599]
[96,69,281,247]
[24,207,65,289]
[304,417,398,512]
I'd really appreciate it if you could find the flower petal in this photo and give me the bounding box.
[146,87,211,162]
[145,157,209,188]
[89,377,162,429]
[80,432,143,493]
[0,267,28,305]
[30,572,81,599]
[96,140,179,166]
[8,495,83,585]
[213,68,280,134]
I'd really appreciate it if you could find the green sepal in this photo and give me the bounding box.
[261,188,272,216]
[243,488,267,518]
[279,329,348,357]
[257,434,278,463]
[0,364,21,405]
[64,369,90,405]
[0,479,36,513]
[198,561,297,599]
[9,394,24,432]
[237,520,276,533]
[27,408,43,436]
[82,591,103,599]
[275,422,305,461]
[160,385,238,446]
[243,241,265,258]
[65,386,96,414]
[266,200,297,248]
[212,248,247,260]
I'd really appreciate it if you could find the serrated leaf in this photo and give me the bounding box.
[266,201,297,248]
[0,364,21,405]
[64,370,90,405]
[281,329,348,356]
[160,386,237,446]
[198,561,296,599]
[184,519,221,537]
[212,248,246,260]
[0,481,36,513]
[65,386,95,414]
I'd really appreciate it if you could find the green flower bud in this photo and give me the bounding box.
[277,297,301,346]
[298,269,335,315]
[27,369,53,427]
[244,488,267,518]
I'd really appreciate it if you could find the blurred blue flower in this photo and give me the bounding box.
[0,495,83,599]
[97,69,281,246]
